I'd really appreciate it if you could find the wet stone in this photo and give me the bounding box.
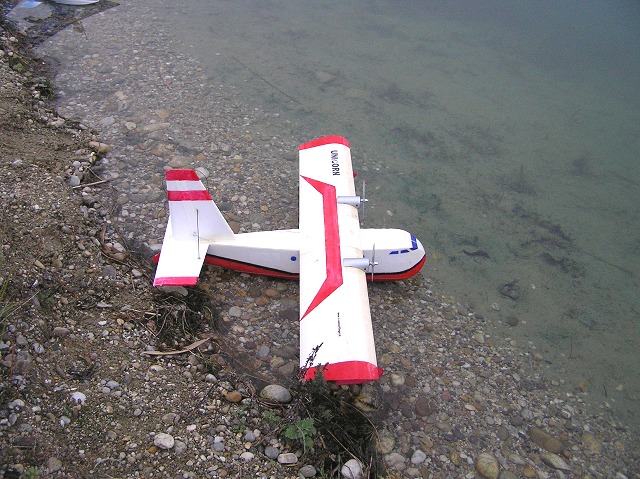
[399,402,413,418]
[256,345,270,357]
[499,471,519,479]
[529,426,564,453]
[384,452,406,471]
[414,396,436,417]
[540,452,570,471]
[475,452,499,479]
[377,430,395,454]
[509,414,523,426]
[581,432,602,455]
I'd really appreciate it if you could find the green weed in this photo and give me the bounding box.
[284,417,316,452]
[23,466,39,479]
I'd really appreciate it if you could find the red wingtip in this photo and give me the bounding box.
[299,135,350,150]
[303,361,383,385]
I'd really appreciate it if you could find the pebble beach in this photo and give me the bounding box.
[1,1,639,478]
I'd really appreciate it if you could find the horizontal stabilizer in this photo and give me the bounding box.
[153,219,209,286]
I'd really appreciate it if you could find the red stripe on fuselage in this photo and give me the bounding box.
[203,255,298,280]
[300,176,343,320]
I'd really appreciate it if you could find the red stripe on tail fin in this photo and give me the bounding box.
[166,169,200,181]
[167,190,212,201]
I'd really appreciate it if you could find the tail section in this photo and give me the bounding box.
[165,169,234,241]
[153,169,234,287]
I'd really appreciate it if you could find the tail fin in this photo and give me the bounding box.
[153,169,234,287]
[165,169,234,241]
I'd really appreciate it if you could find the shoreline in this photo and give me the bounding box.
[1,6,639,478]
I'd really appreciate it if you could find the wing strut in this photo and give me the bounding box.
[196,209,201,259]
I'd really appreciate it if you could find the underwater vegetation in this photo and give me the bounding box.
[570,153,593,176]
[502,164,536,195]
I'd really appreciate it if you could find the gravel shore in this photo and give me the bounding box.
[1,4,638,478]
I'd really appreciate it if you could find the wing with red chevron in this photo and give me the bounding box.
[298,135,382,384]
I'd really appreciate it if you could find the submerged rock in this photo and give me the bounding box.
[529,426,564,453]
[540,452,571,471]
[475,452,499,479]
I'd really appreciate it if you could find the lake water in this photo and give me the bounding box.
[31,0,640,428]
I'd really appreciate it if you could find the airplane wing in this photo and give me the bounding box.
[298,135,382,384]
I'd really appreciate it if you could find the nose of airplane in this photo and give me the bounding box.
[412,234,426,272]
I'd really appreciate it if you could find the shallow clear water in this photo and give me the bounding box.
[154,0,640,424]
[36,0,640,427]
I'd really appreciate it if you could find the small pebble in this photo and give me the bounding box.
[265,445,279,459]
[299,464,317,477]
[277,452,298,464]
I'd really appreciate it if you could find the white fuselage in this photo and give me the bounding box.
[203,228,425,281]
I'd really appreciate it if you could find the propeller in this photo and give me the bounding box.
[342,243,377,279]
[336,180,368,224]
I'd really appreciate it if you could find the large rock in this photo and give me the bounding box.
[259,384,292,404]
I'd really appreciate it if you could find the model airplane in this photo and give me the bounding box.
[153,136,425,384]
